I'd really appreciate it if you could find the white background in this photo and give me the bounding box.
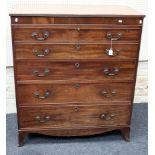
[6,0,148,66]
[1,0,155,155]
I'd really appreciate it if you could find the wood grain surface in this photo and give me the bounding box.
[14,43,139,60]
[13,27,141,42]
[17,82,133,105]
[16,60,136,81]
[19,105,131,128]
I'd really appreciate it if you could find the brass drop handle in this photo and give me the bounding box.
[105,48,120,57]
[34,90,50,99]
[32,48,50,57]
[32,32,49,41]
[106,32,122,41]
[103,68,119,76]
[35,115,51,123]
[101,89,117,97]
[33,68,50,77]
[100,113,116,121]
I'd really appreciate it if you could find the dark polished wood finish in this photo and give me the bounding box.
[11,16,144,25]
[14,43,139,60]
[13,27,141,42]
[17,82,133,104]
[10,6,144,146]
[19,105,131,128]
[16,60,136,81]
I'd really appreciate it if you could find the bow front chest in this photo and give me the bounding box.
[10,5,145,146]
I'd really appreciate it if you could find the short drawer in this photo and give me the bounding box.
[16,61,136,81]
[17,82,133,105]
[13,27,141,42]
[19,105,131,128]
[14,43,139,60]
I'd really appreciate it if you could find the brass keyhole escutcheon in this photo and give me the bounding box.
[74,83,80,89]
[74,107,80,112]
[75,44,81,50]
[77,28,80,31]
[75,62,80,69]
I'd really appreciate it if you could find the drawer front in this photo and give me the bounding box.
[13,28,141,42]
[11,16,143,25]
[17,82,133,104]
[16,61,136,81]
[15,43,139,60]
[19,105,131,128]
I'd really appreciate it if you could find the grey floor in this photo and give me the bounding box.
[6,103,148,155]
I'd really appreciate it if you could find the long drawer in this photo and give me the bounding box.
[17,82,133,105]
[16,61,136,81]
[11,16,143,25]
[19,105,131,128]
[13,28,141,42]
[14,43,139,60]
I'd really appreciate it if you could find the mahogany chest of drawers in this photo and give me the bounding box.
[10,5,145,146]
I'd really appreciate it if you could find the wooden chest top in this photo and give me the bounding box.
[10,4,144,17]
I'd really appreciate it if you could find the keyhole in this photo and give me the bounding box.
[75,62,80,69]
[74,107,80,112]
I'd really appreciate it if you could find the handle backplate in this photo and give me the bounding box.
[33,68,50,77]
[32,48,50,57]
[105,48,120,57]
[103,68,120,76]
[34,90,50,99]
[100,113,116,120]
[106,32,122,41]
[101,89,117,97]
[32,32,49,41]
[35,115,51,123]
